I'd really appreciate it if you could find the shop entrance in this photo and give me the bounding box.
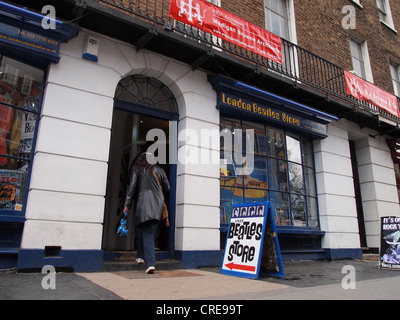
[102,74,178,255]
[102,110,171,251]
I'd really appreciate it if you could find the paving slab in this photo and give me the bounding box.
[79,269,288,300]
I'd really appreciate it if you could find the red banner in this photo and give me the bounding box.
[169,0,282,64]
[344,70,399,118]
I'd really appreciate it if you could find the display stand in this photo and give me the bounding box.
[221,201,284,279]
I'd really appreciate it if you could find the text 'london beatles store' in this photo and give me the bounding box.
[0,0,399,271]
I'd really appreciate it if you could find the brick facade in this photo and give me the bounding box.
[295,0,400,95]
[222,0,400,96]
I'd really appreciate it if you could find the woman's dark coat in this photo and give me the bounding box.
[124,165,170,226]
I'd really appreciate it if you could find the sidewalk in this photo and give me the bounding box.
[1,258,399,300]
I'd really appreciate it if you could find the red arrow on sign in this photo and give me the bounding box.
[225,262,256,272]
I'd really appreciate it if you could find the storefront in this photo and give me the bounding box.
[0,3,77,269]
[210,76,339,259]
[2,1,398,271]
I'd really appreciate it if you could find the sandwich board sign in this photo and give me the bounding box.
[221,201,284,279]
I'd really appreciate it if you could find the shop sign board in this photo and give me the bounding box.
[379,216,400,270]
[0,22,60,58]
[344,70,399,118]
[221,202,284,279]
[217,91,328,138]
[169,0,282,64]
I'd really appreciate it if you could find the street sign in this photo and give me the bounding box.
[221,202,284,279]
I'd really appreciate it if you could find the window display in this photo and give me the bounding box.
[0,55,43,212]
[220,117,319,228]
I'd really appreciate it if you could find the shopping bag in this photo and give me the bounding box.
[117,212,129,237]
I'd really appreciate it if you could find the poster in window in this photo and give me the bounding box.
[380,216,400,270]
[19,112,36,154]
[0,170,23,210]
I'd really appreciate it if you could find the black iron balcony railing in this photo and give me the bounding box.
[97,0,400,123]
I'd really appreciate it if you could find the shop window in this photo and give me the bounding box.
[0,55,43,212]
[220,117,319,228]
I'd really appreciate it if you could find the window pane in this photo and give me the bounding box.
[270,191,290,226]
[268,158,288,191]
[350,39,362,59]
[271,12,282,36]
[270,0,280,13]
[220,156,243,185]
[244,188,267,203]
[280,17,289,40]
[288,163,305,194]
[220,118,240,152]
[0,57,43,111]
[278,0,288,17]
[245,157,267,189]
[377,0,385,12]
[304,167,316,197]
[286,134,302,163]
[267,127,286,159]
[291,194,306,226]
[302,139,314,167]
[352,58,365,79]
[350,39,366,79]
[243,121,266,155]
[265,10,272,32]
[307,197,318,227]
[0,105,37,167]
[220,187,243,223]
[390,64,400,96]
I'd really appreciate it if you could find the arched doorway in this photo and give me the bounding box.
[102,75,178,256]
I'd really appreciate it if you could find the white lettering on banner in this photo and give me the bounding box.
[176,0,206,25]
[344,70,399,117]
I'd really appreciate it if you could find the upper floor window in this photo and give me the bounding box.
[376,0,396,31]
[264,0,290,41]
[390,62,400,97]
[349,37,373,82]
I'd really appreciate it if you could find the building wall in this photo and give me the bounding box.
[17,2,400,270]
[222,0,400,95]
[316,118,400,252]
[20,30,221,264]
[295,0,400,94]
[355,134,400,248]
[314,122,360,253]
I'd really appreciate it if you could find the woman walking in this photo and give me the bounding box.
[123,152,170,274]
